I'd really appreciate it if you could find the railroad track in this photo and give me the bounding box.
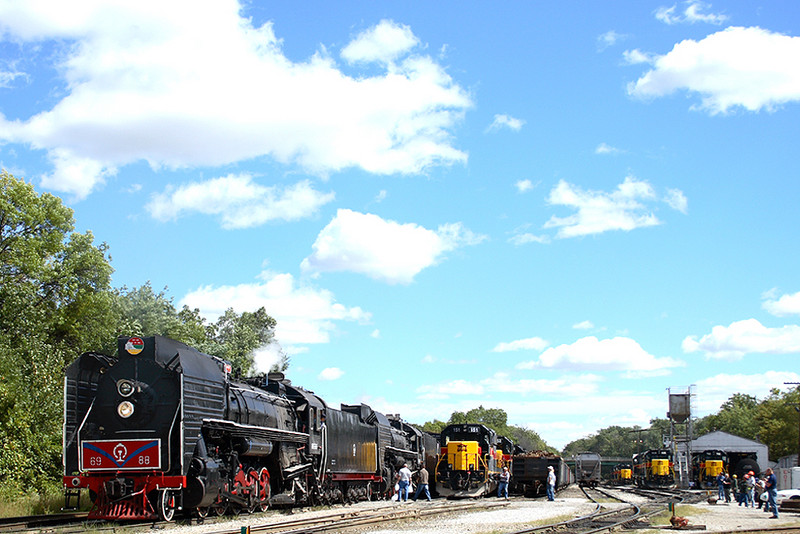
[192,500,511,534]
[505,484,680,534]
[0,512,92,532]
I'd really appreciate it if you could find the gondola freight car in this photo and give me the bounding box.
[510,451,573,496]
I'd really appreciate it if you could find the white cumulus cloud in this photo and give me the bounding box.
[341,19,419,64]
[763,290,800,317]
[544,177,670,238]
[491,337,550,353]
[516,336,684,378]
[0,4,471,198]
[487,114,525,132]
[628,26,800,114]
[595,143,623,155]
[655,2,728,25]
[515,179,536,193]
[694,370,800,415]
[301,209,487,284]
[318,367,345,381]
[180,271,371,352]
[147,175,335,229]
[682,318,800,360]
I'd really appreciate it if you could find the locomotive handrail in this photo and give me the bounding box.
[385,445,418,457]
[72,399,96,473]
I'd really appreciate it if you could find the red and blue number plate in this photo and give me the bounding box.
[80,439,161,470]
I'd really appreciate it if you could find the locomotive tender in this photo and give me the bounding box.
[63,336,428,521]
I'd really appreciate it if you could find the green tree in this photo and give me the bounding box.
[420,419,448,434]
[204,307,280,375]
[702,393,760,440]
[0,171,116,495]
[756,388,800,459]
[110,283,209,352]
[112,285,284,376]
[422,406,554,453]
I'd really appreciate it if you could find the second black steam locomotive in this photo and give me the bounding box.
[63,336,433,521]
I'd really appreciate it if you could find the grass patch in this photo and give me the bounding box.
[0,487,70,517]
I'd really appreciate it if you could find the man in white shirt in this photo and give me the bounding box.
[546,465,556,501]
[397,463,413,502]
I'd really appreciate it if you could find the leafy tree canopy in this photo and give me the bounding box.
[0,171,115,494]
[421,405,554,453]
[561,389,800,462]
[0,171,287,497]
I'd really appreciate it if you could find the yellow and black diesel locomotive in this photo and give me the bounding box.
[611,462,632,485]
[632,449,676,488]
[435,423,505,498]
[692,449,727,489]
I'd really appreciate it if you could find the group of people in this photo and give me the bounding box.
[394,463,432,502]
[715,467,779,518]
[395,463,560,503]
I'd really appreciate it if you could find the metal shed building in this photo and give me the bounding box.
[681,431,769,474]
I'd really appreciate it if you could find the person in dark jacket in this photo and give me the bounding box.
[413,466,431,501]
[716,471,726,502]
[723,473,733,503]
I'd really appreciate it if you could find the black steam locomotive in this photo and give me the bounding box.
[62,336,430,521]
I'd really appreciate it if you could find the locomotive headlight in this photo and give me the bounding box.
[117,401,135,418]
[117,379,134,397]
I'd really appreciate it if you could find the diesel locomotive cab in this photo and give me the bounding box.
[633,449,676,489]
[692,450,727,489]
[435,423,502,498]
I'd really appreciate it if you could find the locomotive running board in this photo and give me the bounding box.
[202,419,309,444]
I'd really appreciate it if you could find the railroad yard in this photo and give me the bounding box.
[126,487,800,534]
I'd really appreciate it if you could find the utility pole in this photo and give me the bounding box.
[785,382,800,468]
[629,427,650,456]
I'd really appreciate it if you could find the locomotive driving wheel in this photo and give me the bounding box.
[256,467,271,512]
[212,496,228,516]
[158,490,177,522]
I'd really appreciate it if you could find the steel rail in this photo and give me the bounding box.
[197,500,511,534]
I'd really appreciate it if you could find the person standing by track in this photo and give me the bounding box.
[546,465,556,501]
[764,468,778,518]
[397,463,413,503]
[497,466,510,500]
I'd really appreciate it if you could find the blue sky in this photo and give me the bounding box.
[2,0,799,450]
